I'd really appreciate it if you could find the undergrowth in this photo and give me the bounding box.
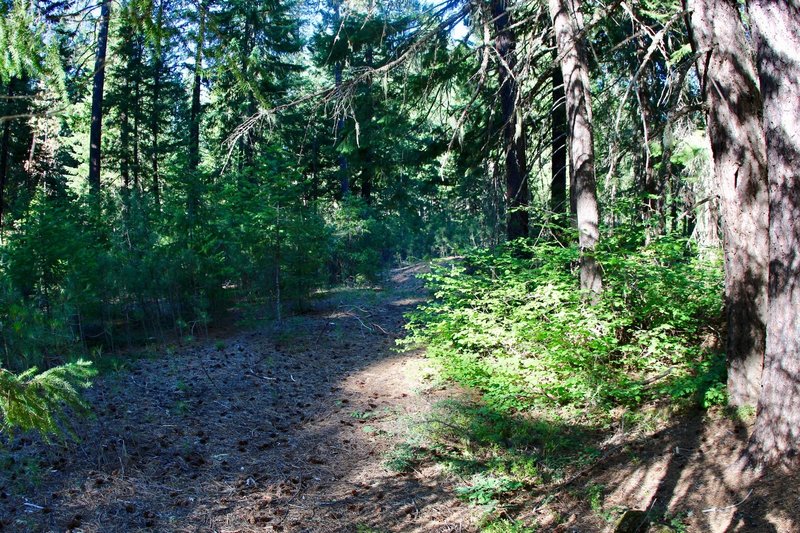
[393,232,723,529]
[402,233,724,414]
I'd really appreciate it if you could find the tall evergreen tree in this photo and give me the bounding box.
[549,0,602,295]
[685,0,769,409]
[88,0,111,194]
[748,0,800,469]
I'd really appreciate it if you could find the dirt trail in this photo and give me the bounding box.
[1,265,475,533]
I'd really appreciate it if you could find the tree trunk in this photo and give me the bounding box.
[150,0,165,209]
[551,52,568,216]
[88,0,111,194]
[188,1,205,219]
[120,78,131,191]
[748,0,800,469]
[335,63,349,196]
[0,80,13,227]
[189,3,204,172]
[360,44,375,204]
[631,29,662,240]
[685,0,770,409]
[549,0,602,295]
[132,37,143,192]
[493,0,529,241]
[242,10,257,169]
[334,0,349,197]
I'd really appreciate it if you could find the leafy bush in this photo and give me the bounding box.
[402,232,723,412]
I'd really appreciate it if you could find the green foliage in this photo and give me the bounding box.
[418,400,596,492]
[0,0,735,471]
[0,1,63,86]
[481,519,538,533]
[383,442,425,473]
[455,473,523,505]
[403,232,724,412]
[0,360,95,440]
[585,482,606,514]
[327,196,385,284]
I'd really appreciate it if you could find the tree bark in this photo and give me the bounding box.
[633,30,663,241]
[188,1,205,220]
[549,0,602,295]
[88,0,111,194]
[189,2,205,173]
[493,0,529,240]
[551,52,568,216]
[132,36,143,192]
[748,0,800,469]
[334,0,349,197]
[150,0,165,209]
[685,0,770,408]
[242,9,257,170]
[0,80,13,227]
[120,91,131,190]
[360,44,374,204]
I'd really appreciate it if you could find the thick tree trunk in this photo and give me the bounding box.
[549,0,602,295]
[748,0,800,469]
[686,0,770,409]
[88,0,111,194]
[493,0,529,240]
[551,53,568,216]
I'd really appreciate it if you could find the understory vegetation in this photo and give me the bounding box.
[0,191,433,374]
[387,231,726,528]
[404,231,724,415]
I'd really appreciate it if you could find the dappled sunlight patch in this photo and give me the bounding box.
[580,412,800,532]
[389,296,429,307]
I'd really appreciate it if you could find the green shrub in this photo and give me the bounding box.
[402,232,724,412]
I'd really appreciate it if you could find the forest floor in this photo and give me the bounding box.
[1,264,797,532]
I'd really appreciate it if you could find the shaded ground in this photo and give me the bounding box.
[483,406,799,532]
[2,264,797,532]
[1,264,475,532]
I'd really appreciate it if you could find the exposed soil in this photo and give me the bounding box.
[503,407,799,532]
[1,264,474,532]
[2,265,797,532]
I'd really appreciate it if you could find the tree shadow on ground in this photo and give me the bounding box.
[0,266,478,532]
[553,408,796,533]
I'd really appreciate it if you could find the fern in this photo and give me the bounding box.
[0,360,95,441]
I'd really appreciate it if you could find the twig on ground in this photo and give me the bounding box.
[701,489,754,514]
[371,322,398,338]
[343,311,374,332]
